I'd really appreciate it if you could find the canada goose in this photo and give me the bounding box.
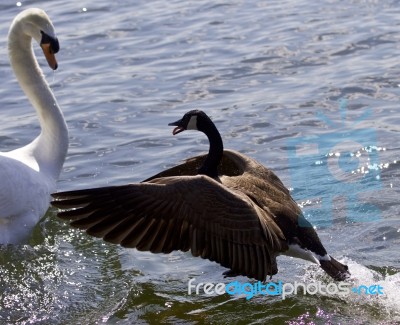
[52,110,349,281]
[0,9,68,244]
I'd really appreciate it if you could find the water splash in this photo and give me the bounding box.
[298,257,400,323]
[286,308,337,325]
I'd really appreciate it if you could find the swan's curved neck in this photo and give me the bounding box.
[198,119,223,179]
[8,24,68,180]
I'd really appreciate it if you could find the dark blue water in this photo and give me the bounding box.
[0,1,399,323]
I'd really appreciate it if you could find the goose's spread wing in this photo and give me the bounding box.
[142,154,205,181]
[220,150,291,195]
[147,149,301,226]
[52,175,287,280]
[143,150,244,182]
[144,149,291,195]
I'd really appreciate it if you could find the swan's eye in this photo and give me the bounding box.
[40,30,50,44]
[40,31,59,54]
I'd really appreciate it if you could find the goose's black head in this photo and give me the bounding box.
[169,110,223,178]
[168,110,213,135]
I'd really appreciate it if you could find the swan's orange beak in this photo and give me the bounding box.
[40,43,58,70]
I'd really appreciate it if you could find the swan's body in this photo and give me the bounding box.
[0,9,68,244]
[52,111,349,281]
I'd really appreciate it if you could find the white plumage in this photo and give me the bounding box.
[0,8,68,244]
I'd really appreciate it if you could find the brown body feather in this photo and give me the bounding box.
[52,112,350,281]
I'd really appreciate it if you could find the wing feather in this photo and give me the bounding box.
[52,175,286,280]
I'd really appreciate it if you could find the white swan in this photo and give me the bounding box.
[0,9,68,244]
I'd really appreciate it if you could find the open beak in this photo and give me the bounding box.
[40,43,58,70]
[168,119,185,135]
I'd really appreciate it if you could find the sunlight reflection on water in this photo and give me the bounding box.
[0,0,399,323]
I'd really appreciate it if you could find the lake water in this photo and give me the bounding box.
[0,0,399,324]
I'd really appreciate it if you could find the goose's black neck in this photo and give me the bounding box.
[197,117,223,179]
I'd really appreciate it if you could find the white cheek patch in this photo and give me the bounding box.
[187,115,198,130]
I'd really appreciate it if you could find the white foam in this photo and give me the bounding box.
[302,257,400,321]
